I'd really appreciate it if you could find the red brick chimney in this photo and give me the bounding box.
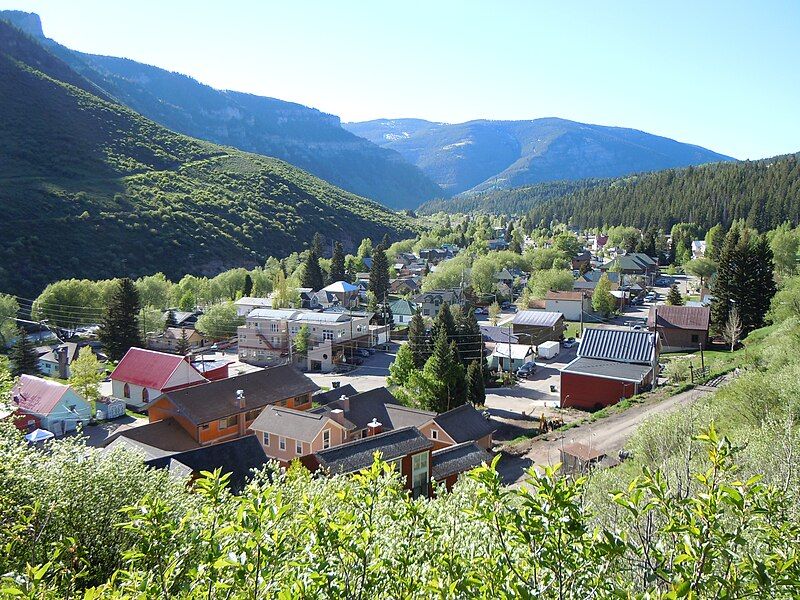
[367,418,382,436]
[329,408,346,426]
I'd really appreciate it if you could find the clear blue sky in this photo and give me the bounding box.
[3,0,799,159]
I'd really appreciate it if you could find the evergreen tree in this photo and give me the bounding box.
[666,284,684,306]
[466,360,486,406]
[369,243,390,303]
[455,307,484,366]
[705,224,726,261]
[300,250,324,291]
[329,241,347,283]
[164,309,177,329]
[388,343,415,388]
[312,232,325,257]
[407,311,429,368]
[242,274,253,297]
[431,302,457,346]
[99,278,142,362]
[175,328,190,355]
[10,328,39,376]
[422,328,466,413]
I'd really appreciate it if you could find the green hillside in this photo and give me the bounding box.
[526,153,800,231]
[0,21,415,297]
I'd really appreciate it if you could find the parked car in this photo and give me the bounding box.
[655,277,672,286]
[501,301,512,310]
[630,296,644,306]
[474,307,488,315]
[357,348,370,358]
[562,337,577,348]
[516,361,536,379]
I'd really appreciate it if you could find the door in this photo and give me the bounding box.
[411,452,429,498]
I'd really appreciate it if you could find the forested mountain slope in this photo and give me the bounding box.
[345,117,733,195]
[526,153,800,231]
[0,10,444,210]
[0,20,414,297]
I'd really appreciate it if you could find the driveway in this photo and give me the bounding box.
[305,344,398,392]
[496,385,715,485]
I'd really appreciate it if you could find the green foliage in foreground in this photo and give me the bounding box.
[0,21,415,297]
[1,419,800,599]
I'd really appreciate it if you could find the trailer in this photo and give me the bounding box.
[537,340,560,360]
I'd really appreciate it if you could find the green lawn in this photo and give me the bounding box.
[564,321,582,339]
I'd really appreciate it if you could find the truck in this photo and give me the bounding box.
[537,340,560,360]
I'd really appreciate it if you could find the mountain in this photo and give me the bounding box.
[343,117,734,196]
[0,19,415,297]
[526,153,800,232]
[0,11,444,211]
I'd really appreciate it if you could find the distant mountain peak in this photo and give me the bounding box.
[1,10,44,38]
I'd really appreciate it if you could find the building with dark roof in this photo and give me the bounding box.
[312,384,359,406]
[429,404,496,450]
[248,405,348,463]
[511,310,565,345]
[147,365,319,446]
[560,327,658,411]
[647,305,711,351]
[144,435,267,493]
[302,426,434,497]
[431,442,493,490]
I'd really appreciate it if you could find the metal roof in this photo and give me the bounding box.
[295,312,350,323]
[647,305,711,330]
[561,357,652,382]
[248,308,300,320]
[578,327,655,364]
[512,310,563,328]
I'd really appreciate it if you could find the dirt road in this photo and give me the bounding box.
[497,385,717,485]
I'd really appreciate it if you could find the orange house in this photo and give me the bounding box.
[147,364,318,445]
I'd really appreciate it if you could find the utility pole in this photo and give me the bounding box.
[579,291,585,338]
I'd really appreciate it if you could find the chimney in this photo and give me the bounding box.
[339,394,350,412]
[236,389,245,410]
[329,408,346,426]
[56,345,68,380]
[367,418,382,436]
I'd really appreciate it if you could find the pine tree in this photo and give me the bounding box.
[243,274,253,297]
[10,328,39,376]
[369,243,390,302]
[466,360,486,406]
[300,250,324,291]
[99,278,142,362]
[175,328,190,355]
[312,232,325,257]
[455,307,483,366]
[329,241,347,283]
[164,309,177,329]
[422,328,466,413]
[666,284,684,306]
[431,302,457,346]
[407,311,429,368]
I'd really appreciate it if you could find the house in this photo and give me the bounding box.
[389,298,416,325]
[592,234,609,253]
[104,417,202,459]
[248,405,349,463]
[511,311,566,345]
[316,281,360,308]
[234,296,274,317]
[144,435,267,494]
[480,325,519,345]
[146,365,319,446]
[302,426,435,497]
[418,248,450,264]
[545,291,592,321]
[37,342,106,379]
[487,239,509,251]
[691,240,707,259]
[600,253,659,285]
[237,308,372,371]
[647,305,711,352]
[571,250,592,272]
[431,442,493,491]
[560,327,659,410]
[147,327,207,353]
[11,375,92,436]
[412,289,464,318]
[110,348,208,409]
[312,384,359,406]
[488,343,535,372]
[166,310,203,329]
[389,277,421,296]
[425,403,495,450]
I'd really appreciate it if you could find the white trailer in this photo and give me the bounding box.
[537,340,561,360]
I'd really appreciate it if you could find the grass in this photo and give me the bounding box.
[564,321,582,339]
[125,409,147,420]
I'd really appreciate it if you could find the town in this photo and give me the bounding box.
[3,218,755,490]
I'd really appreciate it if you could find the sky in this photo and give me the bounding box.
[2,0,799,159]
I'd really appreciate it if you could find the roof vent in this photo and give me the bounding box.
[236,389,245,409]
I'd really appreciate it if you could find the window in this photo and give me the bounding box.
[279,437,286,451]
[322,429,331,449]
[411,451,430,498]
[691,334,699,343]
[296,440,303,454]
[219,415,237,430]
[423,309,430,316]
[123,383,130,399]
[322,329,334,341]
[141,388,149,403]
[200,423,209,430]
[262,432,270,446]
[431,429,438,440]
[270,323,279,332]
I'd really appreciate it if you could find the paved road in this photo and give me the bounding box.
[497,385,715,485]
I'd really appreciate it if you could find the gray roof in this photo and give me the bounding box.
[104,418,201,458]
[434,404,496,444]
[561,357,652,382]
[249,406,337,441]
[295,312,350,323]
[481,325,518,344]
[313,384,359,405]
[512,310,563,328]
[144,435,266,493]
[247,308,300,320]
[385,404,437,429]
[431,441,493,480]
[578,327,655,364]
[309,427,433,475]
[310,387,434,432]
[162,365,319,425]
